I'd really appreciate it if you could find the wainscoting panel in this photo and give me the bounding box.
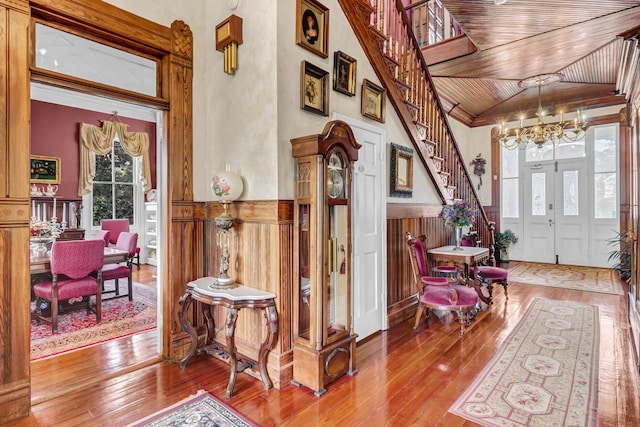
[386,204,451,327]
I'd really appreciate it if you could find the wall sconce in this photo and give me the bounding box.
[216,14,243,75]
[210,165,244,289]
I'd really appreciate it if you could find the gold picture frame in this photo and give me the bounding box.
[390,143,413,198]
[301,60,329,116]
[361,78,386,123]
[296,0,329,58]
[333,51,357,96]
[30,155,61,184]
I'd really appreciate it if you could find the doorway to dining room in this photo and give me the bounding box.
[29,22,164,362]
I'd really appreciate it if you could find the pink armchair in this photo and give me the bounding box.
[94,230,110,247]
[406,231,479,336]
[32,239,105,333]
[101,219,140,269]
[100,232,138,301]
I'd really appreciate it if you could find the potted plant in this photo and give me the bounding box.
[494,229,518,263]
[607,229,633,283]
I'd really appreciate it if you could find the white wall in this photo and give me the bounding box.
[105,0,441,204]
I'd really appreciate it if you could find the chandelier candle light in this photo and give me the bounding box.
[210,165,244,289]
[439,200,476,251]
[497,73,587,150]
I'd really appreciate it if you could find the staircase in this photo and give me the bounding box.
[339,0,493,247]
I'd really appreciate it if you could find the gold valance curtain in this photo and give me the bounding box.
[78,120,152,196]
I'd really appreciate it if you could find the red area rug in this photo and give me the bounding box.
[449,298,599,426]
[507,261,623,295]
[30,280,157,360]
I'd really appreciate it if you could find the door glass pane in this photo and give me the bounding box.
[594,172,617,218]
[556,138,585,159]
[526,140,553,162]
[501,145,519,178]
[502,178,519,217]
[594,126,616,173]
[531,172,546,215]
[563,170,579,216]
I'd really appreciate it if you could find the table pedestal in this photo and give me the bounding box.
[178,277,278,398]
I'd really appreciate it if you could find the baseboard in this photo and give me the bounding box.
[387,295,418,328]
[629,289,640,373]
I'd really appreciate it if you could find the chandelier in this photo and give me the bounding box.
[498,73,587,150]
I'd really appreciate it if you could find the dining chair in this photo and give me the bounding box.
[94,230,110,247]
[460,233,509,301]
[101,232,138,301]
[32,239,105,333]
[101,218,141,269]
[406,231,479,336]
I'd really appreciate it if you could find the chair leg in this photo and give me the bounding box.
[136,252,140,270]
[96,284,102,324]
[414,304,425,329]
[456,311,467,337]
[115,278,120,295]
[502,280,508,300]
[51,296,59,334]
[127,269,133,302]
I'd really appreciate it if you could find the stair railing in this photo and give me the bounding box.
[339,0,493,251]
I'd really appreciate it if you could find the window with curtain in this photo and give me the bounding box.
[91,140,137,226]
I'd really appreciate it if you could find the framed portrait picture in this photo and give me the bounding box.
[361,79,386,123]
[301,60,329,116]
[390,143,413,198]
[30,155,61,184]
[296,0,329,58]
[333,51,357,96]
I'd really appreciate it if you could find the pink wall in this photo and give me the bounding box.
[30,100,157,200]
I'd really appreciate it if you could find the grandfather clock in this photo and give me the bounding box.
[290,120,361,395]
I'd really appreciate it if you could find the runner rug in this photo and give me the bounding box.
[30,280,157,360]
[508,261,623,295]
[126,390,256,427]
[449,298,599,427]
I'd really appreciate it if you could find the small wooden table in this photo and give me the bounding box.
[178,277,278,398]
[428,245,491,305]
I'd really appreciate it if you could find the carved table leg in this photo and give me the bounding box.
[258,304,278,391]
[225,307,239,398]
[178,292,197,369]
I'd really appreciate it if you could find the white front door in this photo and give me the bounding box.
[512,123,619,266]
[523,163,555,263]
[334,113,386,340]
[554,161,589,266]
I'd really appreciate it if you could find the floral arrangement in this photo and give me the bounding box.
[29,219,61,239]
[439,200,476,228]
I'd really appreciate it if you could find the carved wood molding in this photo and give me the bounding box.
[171,20,193,59]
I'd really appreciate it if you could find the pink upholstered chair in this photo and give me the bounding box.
[33,239,105,333]
[94,230,110,247]
[101,219,140,268]
[406,232,479,336]
[460,233,509,301]
[101,232,138,301]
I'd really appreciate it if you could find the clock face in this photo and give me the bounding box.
[327,153,345,199]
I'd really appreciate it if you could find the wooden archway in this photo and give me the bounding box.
[0,0,196,421]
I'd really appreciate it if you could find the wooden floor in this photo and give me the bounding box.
[7,265,640,426]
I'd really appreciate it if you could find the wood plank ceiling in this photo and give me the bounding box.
[425,0,640,128]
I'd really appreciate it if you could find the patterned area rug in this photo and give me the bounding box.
[508,261,623,295]
[126,390,256,427]
[31,280,157,360]
[449,298,599,427]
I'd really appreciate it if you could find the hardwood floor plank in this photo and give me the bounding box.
[5,267,639,426]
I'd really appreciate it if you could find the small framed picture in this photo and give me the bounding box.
[390,143,413,198]
[296,0,329,58]
[301,60,329,116]
[333,51,357,96]
[361,79,386,123]
[30,155,61,184]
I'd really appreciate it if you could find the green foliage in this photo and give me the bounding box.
[607,229,633,283]
[494,229,518,251]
